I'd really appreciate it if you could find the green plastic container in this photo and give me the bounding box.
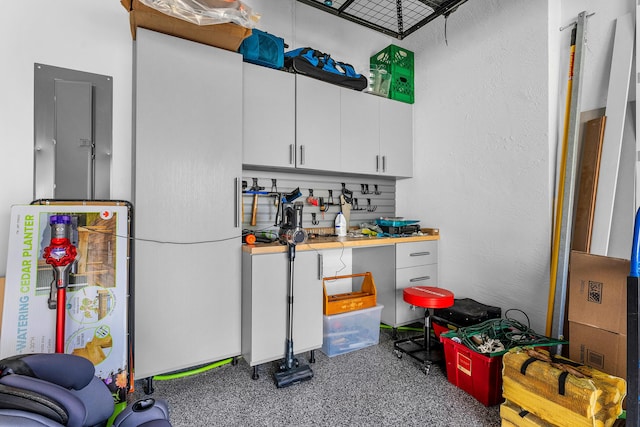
[370,44,414,104]
[370,44,414,75]
[388,68,414,104]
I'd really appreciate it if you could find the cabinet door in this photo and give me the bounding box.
[244,251,322,365]
[340,89,379,175]
[296,75,341,172]
[243,63,295,168]
[379,97,413,177]
[293,251,324,353]
[133,29,242,378]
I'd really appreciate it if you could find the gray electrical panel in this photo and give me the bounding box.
[34,63,112,200]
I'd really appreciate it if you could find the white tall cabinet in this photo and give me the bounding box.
[133,29,242,379]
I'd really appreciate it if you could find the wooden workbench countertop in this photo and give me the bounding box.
[242,231,440,255]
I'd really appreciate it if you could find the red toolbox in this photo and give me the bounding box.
[441,336,504,406]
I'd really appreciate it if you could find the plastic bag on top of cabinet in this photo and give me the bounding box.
[139,0,260,28]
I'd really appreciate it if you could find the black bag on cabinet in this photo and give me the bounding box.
[284,47,368,91]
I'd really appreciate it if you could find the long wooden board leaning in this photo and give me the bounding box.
[502,348,625,427]
[0,202,132,404]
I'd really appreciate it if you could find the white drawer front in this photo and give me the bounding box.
[396,264,438,289]
[394,264,438,325]
[396,241,438,269]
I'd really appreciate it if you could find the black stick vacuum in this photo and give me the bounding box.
[273,200,314,388]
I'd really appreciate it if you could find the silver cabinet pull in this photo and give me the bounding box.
[410,251,430,257]
[300,145,305,165]
[382,155,387,173]
[376,155,380,172]
[289,144,294,165]
[317,253,323,280]
[234,177,240,228]
[410,276,430,282]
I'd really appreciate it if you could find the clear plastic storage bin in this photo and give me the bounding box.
[321,305,383,357]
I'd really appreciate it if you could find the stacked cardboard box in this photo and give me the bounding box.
[568,251,629,379]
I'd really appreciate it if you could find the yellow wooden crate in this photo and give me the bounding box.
[500,400,556,427]
[502,348,625,427]
[323,272,376,315]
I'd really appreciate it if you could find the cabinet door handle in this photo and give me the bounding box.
[376,155,380,172]
[317,253,323,280]
[300,145,305,165]
[409,251,431,257]
[410,276,431,283]
[289,144,294,165]
[382,155,387,173]
[234,177,240,228]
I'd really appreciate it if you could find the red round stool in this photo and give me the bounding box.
[393,286,454,373]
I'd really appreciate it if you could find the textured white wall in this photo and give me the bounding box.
[394,0,634,333]
[396,0,552,333]
[0,1,133,275]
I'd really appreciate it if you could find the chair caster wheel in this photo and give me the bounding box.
[421,364,431,375]
[394,350,403,359]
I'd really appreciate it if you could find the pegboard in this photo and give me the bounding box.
[242,169,396,233]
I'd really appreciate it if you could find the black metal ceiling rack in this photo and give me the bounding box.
[295,0,470,40]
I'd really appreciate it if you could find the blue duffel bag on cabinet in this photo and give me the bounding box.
[284,47,368,91]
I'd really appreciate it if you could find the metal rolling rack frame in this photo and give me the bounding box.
[296,0,470,39]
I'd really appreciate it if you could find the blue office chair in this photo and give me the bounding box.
[0,353,171,427]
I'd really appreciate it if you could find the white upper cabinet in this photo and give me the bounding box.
[243,63,296,168]
[340,89,379,175]
[243,66,413,177]
[379,96,413,177]
[341,89,413,177]
[295,75,342,172]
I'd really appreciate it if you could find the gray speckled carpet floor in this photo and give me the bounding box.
[134,328,501,426]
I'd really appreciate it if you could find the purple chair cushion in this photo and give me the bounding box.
[0,354,94,391]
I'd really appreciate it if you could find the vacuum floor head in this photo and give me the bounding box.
[273,364,313,388]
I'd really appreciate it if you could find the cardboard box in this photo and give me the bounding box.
[568,321,626,378]
[568,251,629,334]
[121,0,252,52]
